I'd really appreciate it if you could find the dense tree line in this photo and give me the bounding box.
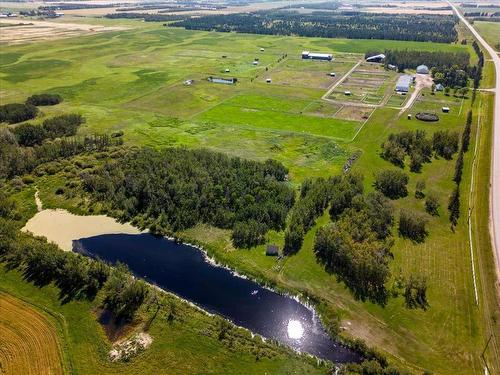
[0,103,38,124]
[104,12,186,22]
[13,114,84,147]
[0,215,147,320]
[82,148,293,248]
[448,110,474,227]
[381,130,432,172]
[314,191,394,304]
[471,41,484,89]
[382,49,469,72]
[26,94,62,106]
[173,12,458,43]
[432,66,471,88]
[284,173,363,254]
[0,128,119,179]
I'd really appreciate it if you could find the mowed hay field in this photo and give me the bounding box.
[0,292,64,375]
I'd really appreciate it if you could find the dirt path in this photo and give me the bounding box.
[398,73,433,116]
[321,60,362,100]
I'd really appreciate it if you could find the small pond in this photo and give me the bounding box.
[73,233,361,363]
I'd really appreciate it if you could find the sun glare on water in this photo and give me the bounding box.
[287,319,304,339]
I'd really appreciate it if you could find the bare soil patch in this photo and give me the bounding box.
[0,19,126,45]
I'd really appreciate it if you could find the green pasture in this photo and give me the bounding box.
[2,17,495,374]
[474,21,500,51]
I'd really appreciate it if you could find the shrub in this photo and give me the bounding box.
[42,114,85,138]
[448,187,460,226]
[416,112,439,122]
[0,103,38,124]
[12,123,47,147]
[425,193,440,216]
[399,209,428,242]
[432,130,459,159]
[404,274,429,310]
[26,94,63,106]
[415,180,426,199]
[373,169,409,199]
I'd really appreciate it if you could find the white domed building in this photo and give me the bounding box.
[416,65,429,74]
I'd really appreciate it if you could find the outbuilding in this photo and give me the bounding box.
[366,53,385,63]
[395,75,412,93]
[442,107,450,113]
[208,77,237,85]
[329,72,336,77]
[344,91,351,96]
[266,78,272,83]
[416,65,429,74]
[435,83,445,91]
[266,244,279,256]
[302,51,333,61]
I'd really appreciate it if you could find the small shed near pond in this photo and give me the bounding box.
[266,244,279,256]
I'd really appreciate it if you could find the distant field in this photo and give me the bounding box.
[474,21,500,52]
[0,19,470,181]
[0,292,65,375]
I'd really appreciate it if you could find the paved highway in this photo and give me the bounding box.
[448,1,500,285]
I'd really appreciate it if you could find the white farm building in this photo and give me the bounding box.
[302,51,333,61]
[395,75,412,93]
[416,65,430,74]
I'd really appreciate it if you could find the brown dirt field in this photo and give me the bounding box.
[0,19,126,45]
[0,292,64,375]
[335,105,373,121]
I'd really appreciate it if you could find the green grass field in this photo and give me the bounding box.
[474,21,500,52]
[1,16,498,374]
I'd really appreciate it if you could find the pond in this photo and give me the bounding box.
[73,233,361,363]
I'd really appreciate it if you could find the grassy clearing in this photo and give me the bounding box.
[474,22,500,52]
[1,17,489,374]
[0,19,471,182]
[0,265,326,375]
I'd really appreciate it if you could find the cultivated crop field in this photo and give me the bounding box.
[0,292,65,375]
[1,15,497,374]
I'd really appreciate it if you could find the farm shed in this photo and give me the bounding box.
[395,75,412,93]
[435,83,445,91]
[208,77,237,84]
[366,54,385,63]
[442,107,450,113]
[266,244,279,256]
[301,51,333,61]
[416,65,430,74]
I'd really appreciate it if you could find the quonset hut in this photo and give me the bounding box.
[395,75,412,93]
[416,65,429,74]
[302,51,333,61]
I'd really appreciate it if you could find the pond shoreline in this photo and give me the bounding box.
[21,194,361,364]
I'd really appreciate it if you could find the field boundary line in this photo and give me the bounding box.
[468,97,482,306]
[349,107,376,142]
[321,60,362,100]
